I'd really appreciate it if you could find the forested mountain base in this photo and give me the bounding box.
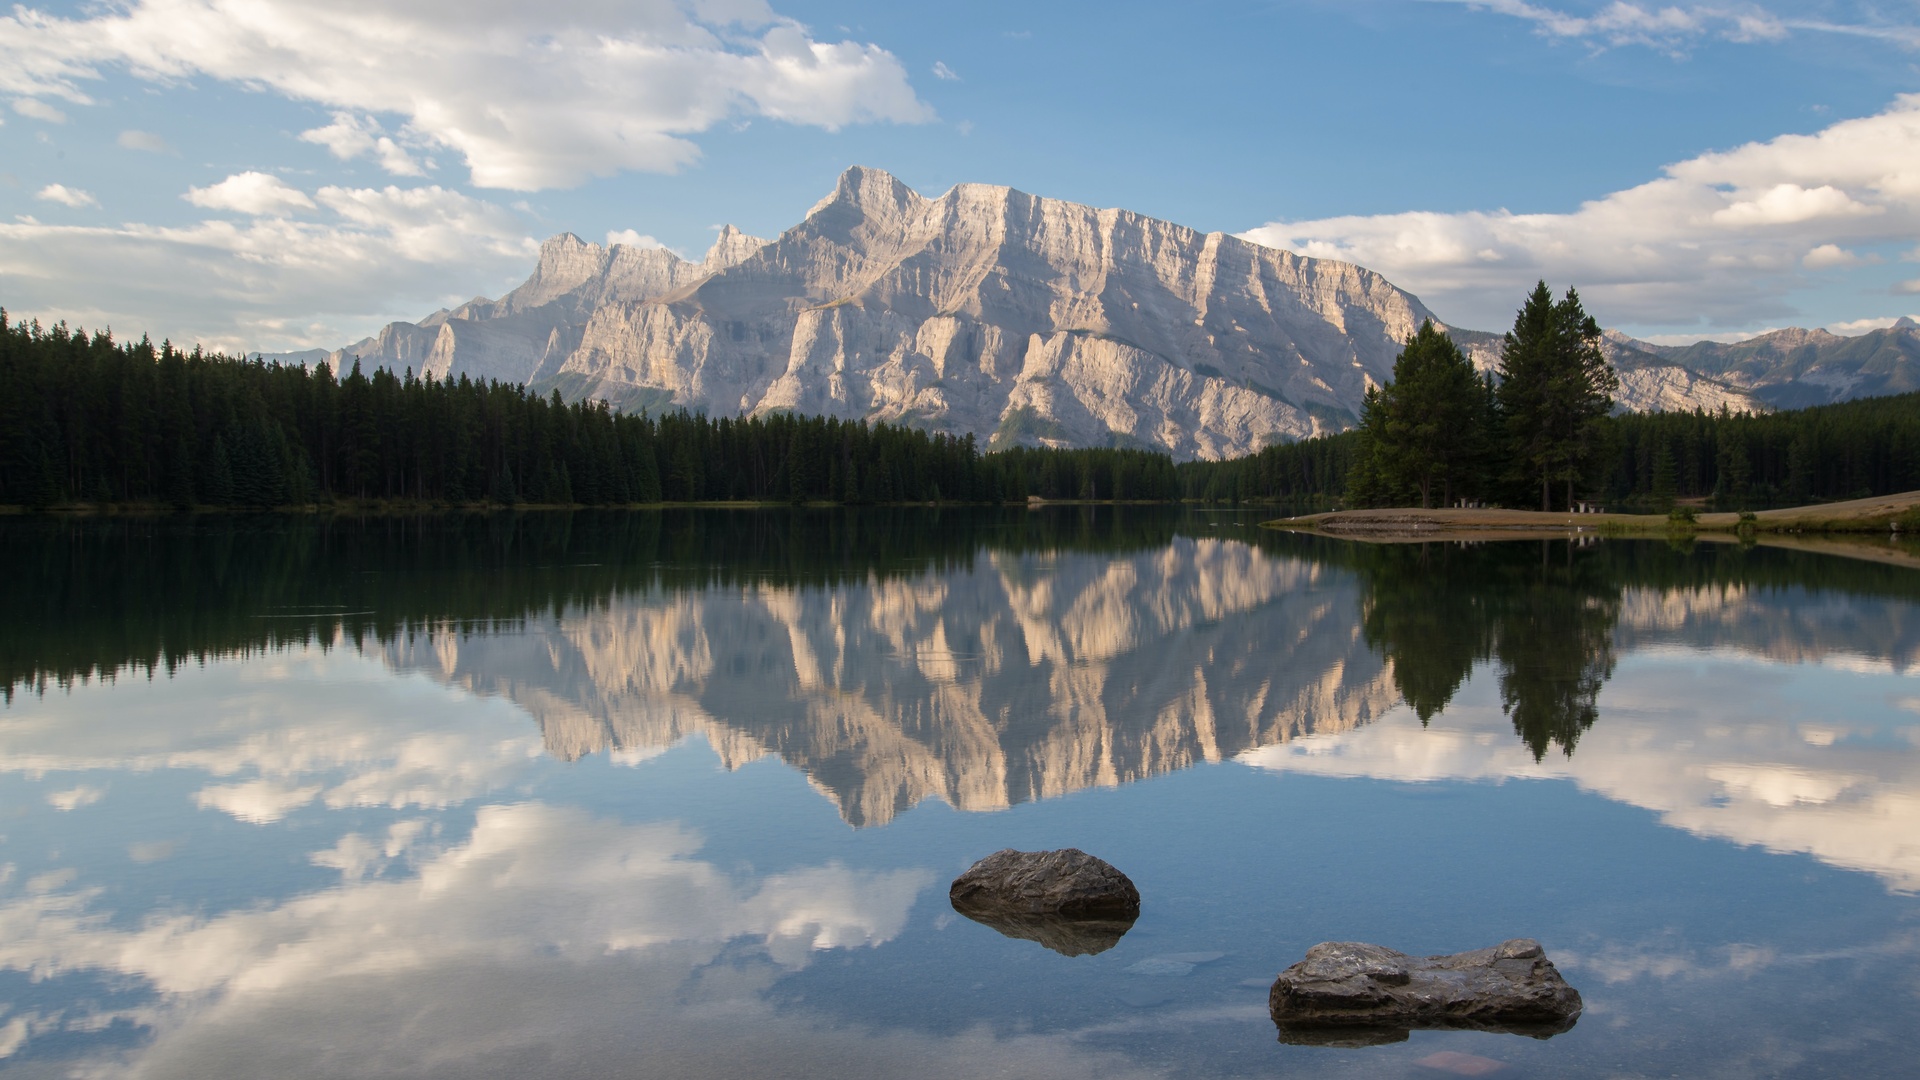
[6,309,1914,514]
[0,312,1177,509]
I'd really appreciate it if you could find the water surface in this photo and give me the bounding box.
[2,510,1917,1078]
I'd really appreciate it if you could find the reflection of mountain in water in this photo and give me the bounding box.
[376,532,1920,823]
[383,538,1398,825]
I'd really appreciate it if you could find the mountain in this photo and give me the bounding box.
[1610,318,1920,410]
[329,166,1758,460]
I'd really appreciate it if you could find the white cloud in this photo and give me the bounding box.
[116,129,171,153]
[1826,314,1917,334]
[932,60,959,80]
[1241,93,1920,331]
[1433,1,1817,51]
[298,112,426,177]
[0,180,538,351]
[35,183,95,208]
[0,0,932,191]
[606,228,668,249]
[10,97,66,123]
[184,172,316,216]
[1803,243,1863,269]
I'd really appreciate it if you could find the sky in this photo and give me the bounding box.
[2,0,1919,354]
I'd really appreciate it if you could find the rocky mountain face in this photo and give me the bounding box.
[331,166,1773,459]
[1611,318,1920,410]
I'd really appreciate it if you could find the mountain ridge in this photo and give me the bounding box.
[328,166,1779,460]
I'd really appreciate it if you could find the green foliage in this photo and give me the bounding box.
[1496,282,1619,511]
[1174,430,1360,506]
[0,309,1186,510]
[1346,321,1494,509]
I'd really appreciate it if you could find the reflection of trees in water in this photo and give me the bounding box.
[1357,541,1619,761]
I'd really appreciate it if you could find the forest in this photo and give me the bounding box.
[1177,284,1920,511]
[1174,389,1920,510]
[3,305,1915,513]
[0,311,1176,509]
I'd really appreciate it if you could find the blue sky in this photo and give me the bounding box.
[3,0,1919,352]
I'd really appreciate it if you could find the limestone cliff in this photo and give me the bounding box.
[328,168,1753,460]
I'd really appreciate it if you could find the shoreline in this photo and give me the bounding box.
[1263,490,1920,539]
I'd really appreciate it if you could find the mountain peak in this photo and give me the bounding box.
[703,224,769,270]
[806,165,922,224]
[1895,316,1918,330]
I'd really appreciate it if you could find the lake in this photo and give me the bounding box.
[2,508,1917,1079]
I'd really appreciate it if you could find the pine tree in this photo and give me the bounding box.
[1496,282,1619,510]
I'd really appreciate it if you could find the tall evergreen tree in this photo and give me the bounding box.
[1358,320,1491,508]
[1496,282,1619,510]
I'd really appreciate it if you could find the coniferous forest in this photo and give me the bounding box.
[0,311,1177,509]
[3,304,1916,513]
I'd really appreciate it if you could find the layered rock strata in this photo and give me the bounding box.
[330,167,1761,460]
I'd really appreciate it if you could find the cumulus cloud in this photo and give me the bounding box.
[932,60,959,80]
[299,112,427,177]
[1241,94,1920,331]
[0,0,932,191]
[0,177,538,352]
[1803,243,1864,269]
[606,228,669,249]
[35,183,95,208]
[185,171,317,216]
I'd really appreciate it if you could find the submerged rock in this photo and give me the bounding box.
[1269,939,1581,1044]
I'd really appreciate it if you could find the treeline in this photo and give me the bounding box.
[1176,393,1920,510]
[1602,395,1920,509]
[1174,431,1359,506]
[1179,281,1920,510]
[0,312,1178,509]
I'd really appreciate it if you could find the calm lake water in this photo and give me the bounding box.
[2,509,1918,1079]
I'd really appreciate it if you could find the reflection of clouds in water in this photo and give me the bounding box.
[0,802,936,1073]
[46,785,105,811]
[0,649,547,821]
[1241,653,1920,891]
[1559,930,1920,986]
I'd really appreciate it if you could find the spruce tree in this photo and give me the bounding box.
[1496,282,1619,510]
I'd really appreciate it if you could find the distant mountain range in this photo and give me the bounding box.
[316,167,1919,460]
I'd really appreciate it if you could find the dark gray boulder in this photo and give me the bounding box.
[1269,939,1581,1044]
[949,849,1140,947]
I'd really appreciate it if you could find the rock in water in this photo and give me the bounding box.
[950,848,1140,918]
[951,910,1137,957]
[1269,939,1581,1044]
